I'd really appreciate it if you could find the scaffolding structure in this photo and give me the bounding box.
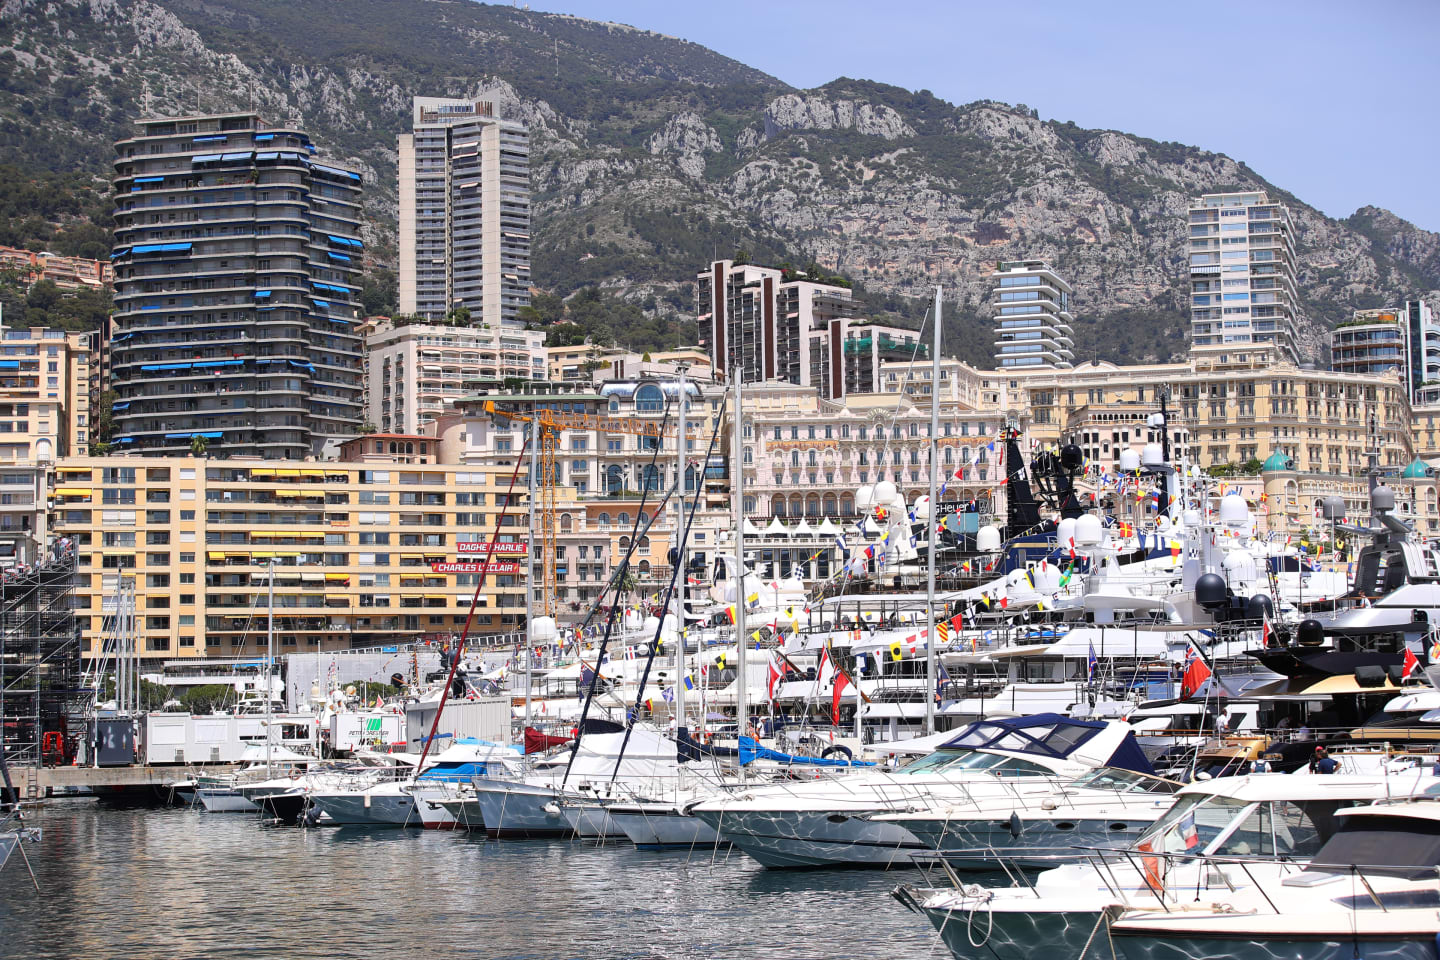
[0,551,87,766]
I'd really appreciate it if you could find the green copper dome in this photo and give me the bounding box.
[1401,456,1432,479]
[1261,449,1292,473]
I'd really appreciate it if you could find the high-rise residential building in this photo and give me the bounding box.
[397,97,530,326]
[361,317,546,434]
[110,113,365,459]
[990,260,1075,369]
[1331,301,1440,406]
[52,451,533,662]
[1405,300,1440,404]
[1187,191,1300,364]
[695,260,913,396]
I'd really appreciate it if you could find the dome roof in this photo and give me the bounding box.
[1401,456,1432,479]
[1261,449,1292,473]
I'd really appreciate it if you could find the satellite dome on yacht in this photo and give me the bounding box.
[1118,448,1141,472]
[1074,514,1103,546]
[976,525,1001,552]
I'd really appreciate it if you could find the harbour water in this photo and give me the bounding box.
[0,802,937,959]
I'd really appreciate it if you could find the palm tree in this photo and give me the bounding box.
[190,435,208,457]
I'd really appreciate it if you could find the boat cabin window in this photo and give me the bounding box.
[902,749,1051,777]
[1071,768,1181,794]
[1138,795,1247,855]
[1210,800,1331,859]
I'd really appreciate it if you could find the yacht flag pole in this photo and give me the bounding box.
[925,286,941,736]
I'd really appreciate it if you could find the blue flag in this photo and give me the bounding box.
[1087,641,1098,680]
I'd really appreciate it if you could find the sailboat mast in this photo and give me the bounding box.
[526,417,539,732]
[673,366,688,730]
[732,369,747,748]
[925,286,941,736]
[266,559,274,776]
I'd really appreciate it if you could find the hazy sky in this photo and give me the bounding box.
[538,0,1440,231]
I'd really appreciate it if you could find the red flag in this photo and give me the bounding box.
[766,651,784,702]
[1180,644,1212,699]
[1403,647,1420,680]
[831,670,852,725]
[949,612,964,633]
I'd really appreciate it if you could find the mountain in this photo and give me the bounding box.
[1,0,1436,365]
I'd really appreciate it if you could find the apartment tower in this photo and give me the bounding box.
[110,113,365,458]
[990,260,1076,369]
[397,97,531,326]
[1187,191,1300,364]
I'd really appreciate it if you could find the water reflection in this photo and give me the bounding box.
[0,803,937,959]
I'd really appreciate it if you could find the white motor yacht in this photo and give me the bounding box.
[1107,797,1440,960]
[309,739,520,827]
[685,714,1155,869]
[894,770,1439,960]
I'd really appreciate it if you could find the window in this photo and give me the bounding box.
[635,384,664,412]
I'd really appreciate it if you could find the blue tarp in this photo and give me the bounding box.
[111,402,130,411]
[133,176,164,184]
[326,235,363,248]
[940,713,1154,777]
[255,152,279,160]
[132,242,192,254]
[0,361,18,370]
[326,252,350,262]
[220,152,253,161]
[309,298,329,308]
[736,737,874,768]
[254,134,274,142]
[192,154,222,163]
[141,362,192,372]
[312,163,361,181]
[110,248,129,259]
[253,290,271,298]
[193,360,242,369]
[193,135,228,143]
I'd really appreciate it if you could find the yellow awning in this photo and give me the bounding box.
[274,551,301,557]
[275,489,305,497]
[251,531,277,538]
[276,469,301,477]
[207,552,226,560]
[401,554,423,560]
[252,551,274,558]
[324,573,349,581]
[299,531,326,539]
[54,488,91,496]
[299,469,325,477]
[250,468,277,477]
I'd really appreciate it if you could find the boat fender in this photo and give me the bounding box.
[1007,811,1022,838]
[821,745,853,763]
[542,801,561,817]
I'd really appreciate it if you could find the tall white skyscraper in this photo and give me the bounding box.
[1187,191,1300,364]
[397,97,530,326]
[990,260,1075,369]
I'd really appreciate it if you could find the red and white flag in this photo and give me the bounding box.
[766,650,784,702]
[1403,647,1420,680]
[831,669,852,726]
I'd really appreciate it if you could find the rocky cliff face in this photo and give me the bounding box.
[0,1,1435,365]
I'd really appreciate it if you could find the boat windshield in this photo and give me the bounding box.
[1135,795,1248,856]
[1070,768,1180,795]
[901,749,1053,777]
[1138,796,1339,860]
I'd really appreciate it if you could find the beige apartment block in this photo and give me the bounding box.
[967,352,1412,476]
[51,452,536,662]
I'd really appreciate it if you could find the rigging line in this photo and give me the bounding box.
[415,432,532,771]
[610,386,728,783]
[562,399,679,787]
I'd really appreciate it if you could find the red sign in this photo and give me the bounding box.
[456,541,528,554]
[430,561,522,574]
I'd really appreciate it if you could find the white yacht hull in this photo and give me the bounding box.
[411,786,461,830]
[471,781,572,839]
[609,803,724,849]
[691,808,925,869]
[196,788,256,813]
[309,791,418,826]
[559,802,627,840]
